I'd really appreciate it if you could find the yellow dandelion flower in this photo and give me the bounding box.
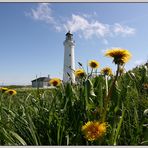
[101,67,113,76]
[6,89,17,95]
[81,121,108,141]
[49,78,61,86]
[75,69,85,78]
[105,48,132,65]
[98,122,107,133]
[0,87,8,93]
[143,83,148,90]
[88,60,100,69]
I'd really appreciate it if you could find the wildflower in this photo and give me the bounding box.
[88,60,100,69]
[75,69,85,78]
[81,121,107,141]
[105,48,132,65]
[49,78,61,86]
[0,87,8,93]
[6,89,17,95]
[101,67,113,76]
[143,83,148,90]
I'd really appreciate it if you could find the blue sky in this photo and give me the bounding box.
[0,3,148,85]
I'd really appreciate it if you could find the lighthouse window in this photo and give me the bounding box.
[69,54,71,56]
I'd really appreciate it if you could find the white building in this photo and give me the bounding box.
[63,31,75,83]
[31,77,50,88]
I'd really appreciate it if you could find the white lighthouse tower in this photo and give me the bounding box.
[63,31,75,83]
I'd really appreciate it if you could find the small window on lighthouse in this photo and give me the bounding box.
[69,54,71,56]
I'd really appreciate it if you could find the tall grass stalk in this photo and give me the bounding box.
[113,103,125,145]
[102,64,120,121]
[0,63,147,145]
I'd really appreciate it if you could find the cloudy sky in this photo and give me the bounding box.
[0,3,148,85]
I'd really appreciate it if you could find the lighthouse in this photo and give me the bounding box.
[63,31,75,83]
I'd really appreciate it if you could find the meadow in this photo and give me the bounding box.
[0,48,148,145]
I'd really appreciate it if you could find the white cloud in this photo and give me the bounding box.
[55,25,62,32]
[26,4,136,42]
[28,3,55,24]
[64,14,89,32]
[63,15,136,41]
[113,23,136,36]
[27,3,64,32]
[82,14,91,18]
[64,14,110,39]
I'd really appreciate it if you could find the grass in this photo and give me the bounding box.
[0,63,148,145]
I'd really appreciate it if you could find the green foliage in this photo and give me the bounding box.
[0,63,148,145]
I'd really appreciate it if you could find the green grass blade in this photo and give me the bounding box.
[9,131,27,145]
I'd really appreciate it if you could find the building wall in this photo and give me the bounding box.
[32,81,49,88]
[43,82,49,88]
[32,81,38,87]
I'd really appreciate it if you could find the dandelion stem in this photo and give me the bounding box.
[103,64,120,121]
[89,68,93,78]
[105,75,108,96]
